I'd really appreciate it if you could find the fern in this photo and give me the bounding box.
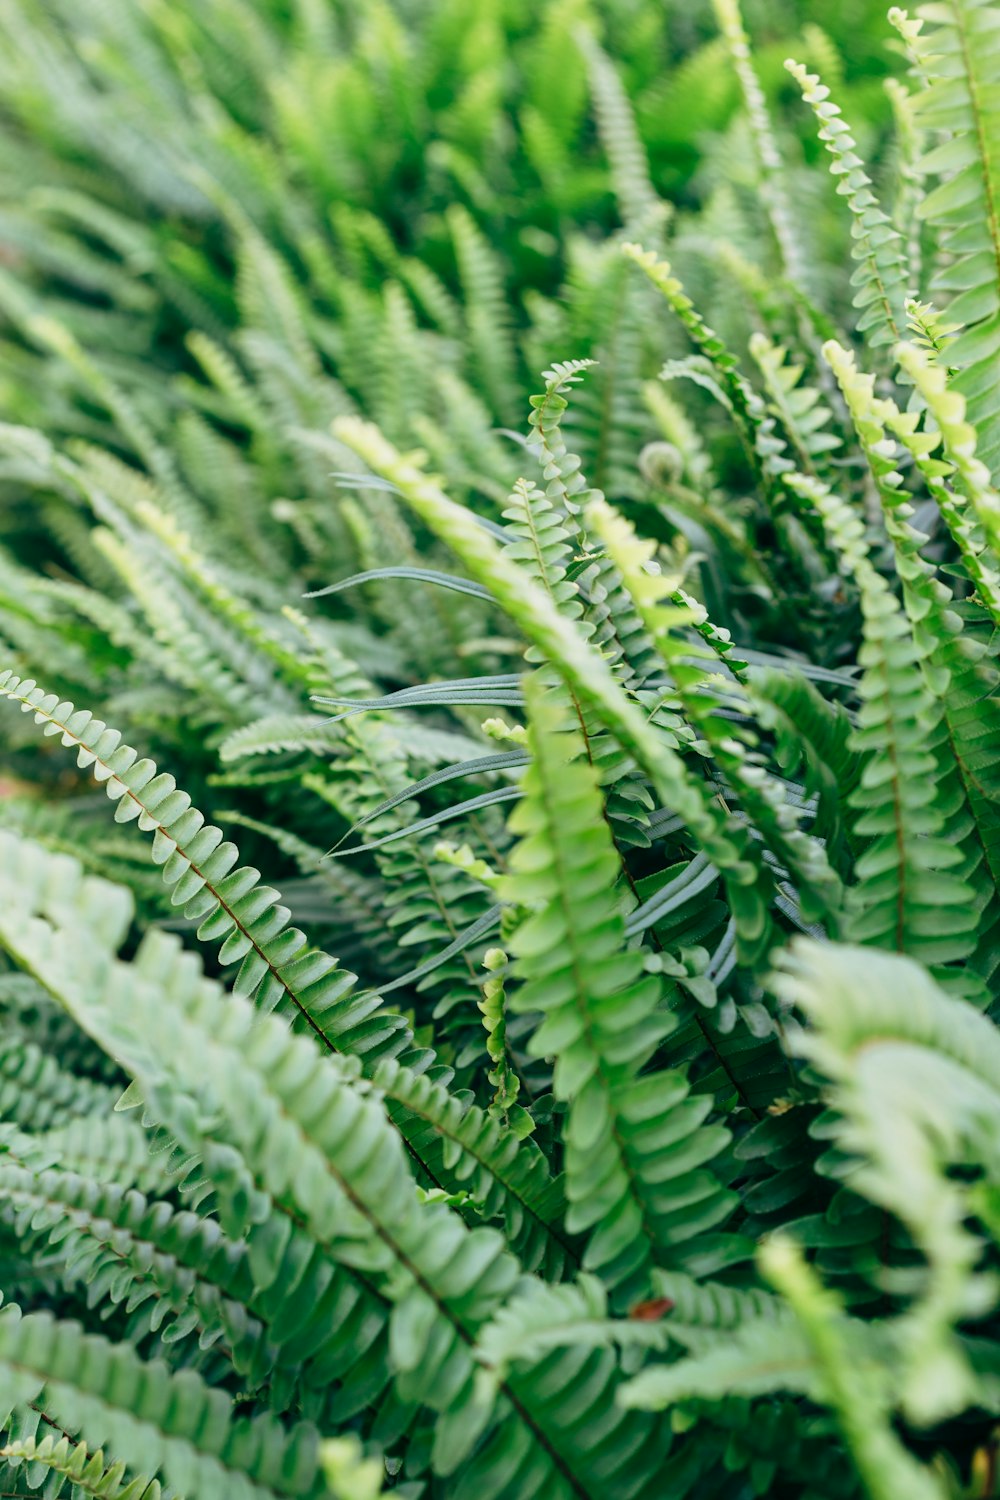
[505,675,735,1295]
[899,0,1000,478]
[786,467,978,971]
[785,60,909,352]
[0,1306,324,1500]
[713,0,810,295]
[0,1434,162,1500]
[825,338,1000,992]
[3,2,1000,1496]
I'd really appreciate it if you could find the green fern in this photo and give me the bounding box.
[505,675,735,1296]
[897,0,1000,478]
[3,3,1000,1496]
[786,465,978,970]
[785,60,908,352]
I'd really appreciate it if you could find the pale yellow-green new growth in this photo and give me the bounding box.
[761,1236,948,1500]
[331,416,746,876]
[320,1436,385,1500]
[895,341,1000,556]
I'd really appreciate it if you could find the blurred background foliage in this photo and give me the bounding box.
[0,0,899,491]
[0,0,922,946]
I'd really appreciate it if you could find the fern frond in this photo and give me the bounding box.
[0,1433,161,1500]
[0,1034,116,1132]
[785,60,908,351]
[774,939,1000,1424]
[0,838,665,1496]
[0,692,561,1278]
[895,339,1000,584]
[447,205,519,426]
[588,497,841,937]
[0,1304,323,1500]
[216,809,397,975]
[506,675,735,1294]
[21,316,202,534]
[904,296,960,367]
[825,338,1000,992]
[750,669,860,874]
[881,355,1000,628]
[474,1274,671,1389]
[885,77,925,288]
[521,368,660,686]
[370,1056,571,1277]
[786,469,978,969]
[761,1237,949,1500]
[620,1309,820,1408]
[129,500,311,692]
[218,714,347,764]
[91,526,255,722]
[748,332,841,479]
[578,32,661,231]
[0,1141,267,1376]
[479,949,522,1125]
[713,0,810,293]
[903,0,1000,478]
[622,241,803,544]
[0,672,406,1055]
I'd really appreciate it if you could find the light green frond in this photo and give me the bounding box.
[332,418,754,879]
[786,59,908,351]
[786,465,977,970]
[0,832,656,1497]
[904,296,960,366]
[760,1237,948,1500]
[896,339,1000,569]
[620,1311,819,1409]
[774,939,1000,1425]
[748,332,841,479]
[902,0,1000,477]
[0,1434,161,1500]
[0,672,405,1056]
[824,338,1000,992]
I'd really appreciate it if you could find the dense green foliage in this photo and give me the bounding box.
[1,0,1000,1496]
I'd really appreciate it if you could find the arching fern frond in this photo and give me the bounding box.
[825,338,1000,994]
[0,671,405,1057]
[505,675,736,1296]
[331,418,756,888]
[774,939,1000,1425]
[0,836,667,1498]
[895,339,1000,579]
[785,60,908,352]
[901,0,1000,478]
